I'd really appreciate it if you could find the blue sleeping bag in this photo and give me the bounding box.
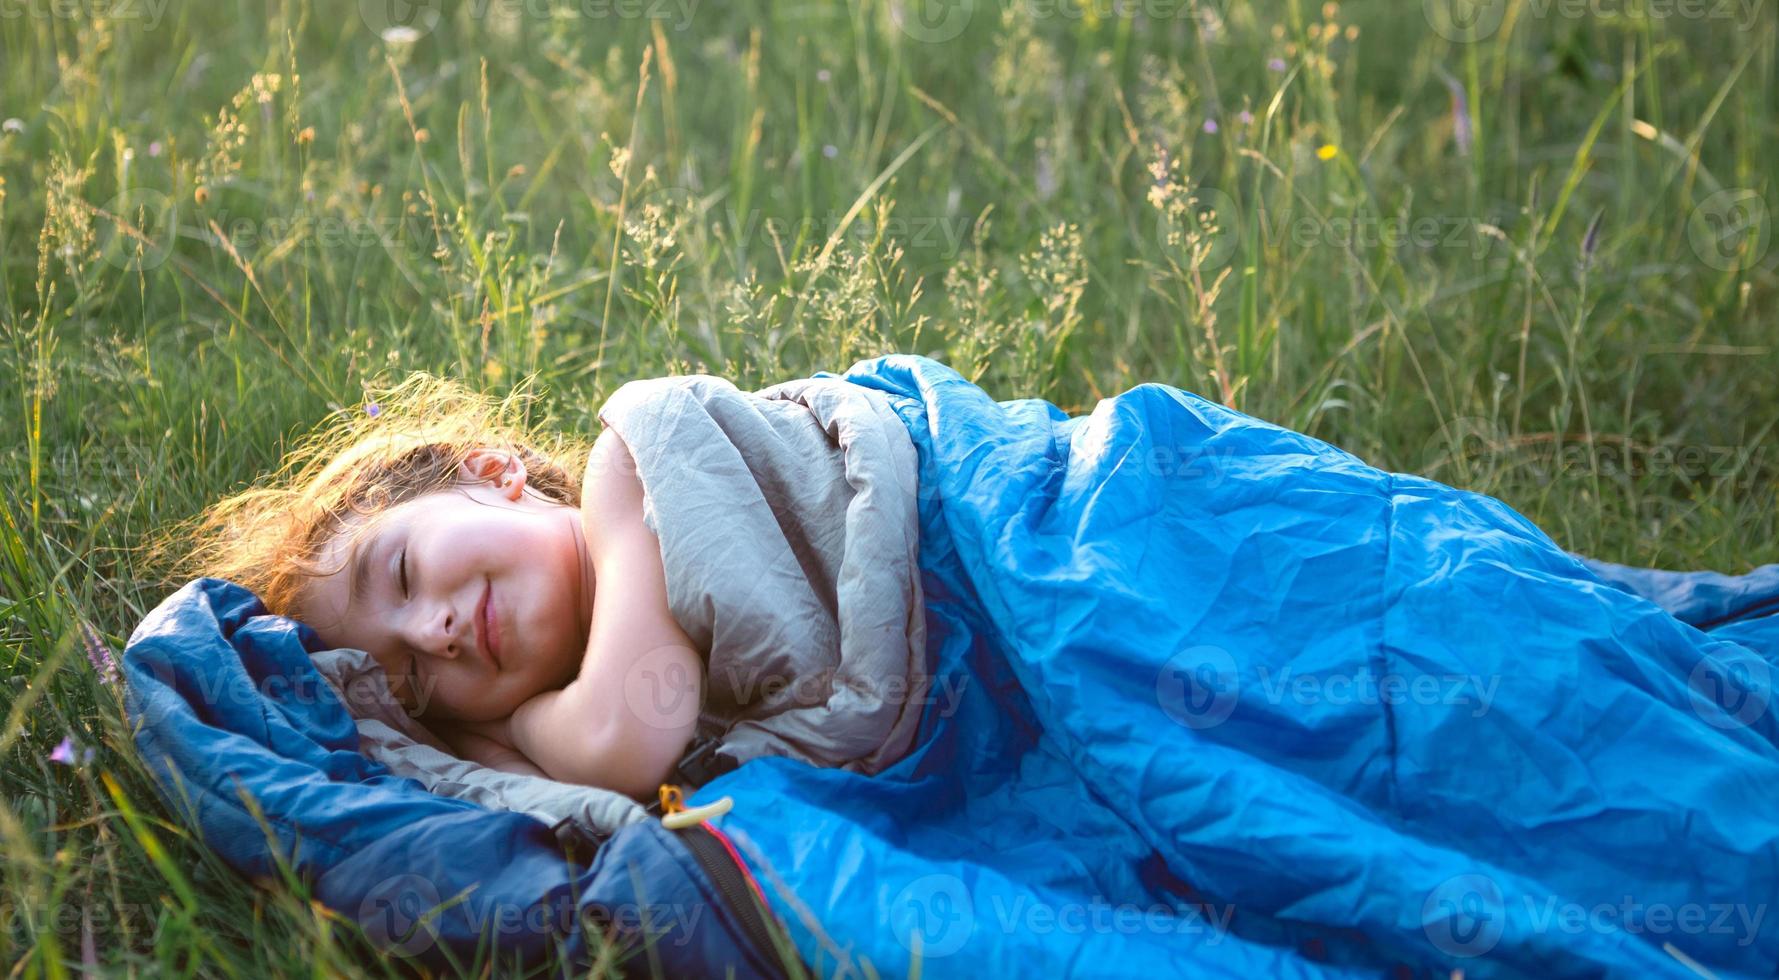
[125,353,1779,978]
[123,577,795,976]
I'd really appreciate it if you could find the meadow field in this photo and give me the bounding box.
[1,0,1775,974]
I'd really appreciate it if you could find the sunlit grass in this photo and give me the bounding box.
[2,0,1774,974]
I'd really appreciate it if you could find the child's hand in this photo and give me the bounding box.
[433,716,545,777]
[447,716,514,748]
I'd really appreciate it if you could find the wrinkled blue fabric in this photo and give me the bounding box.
[124,579,787,977]
[691,354,1779,979]
[126,353,1779,978]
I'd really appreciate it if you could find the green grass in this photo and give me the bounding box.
[2,0,1775,974]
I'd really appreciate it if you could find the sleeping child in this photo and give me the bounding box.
[139,354,1779,975]
[160,369,930,800]
[291,430,700,798]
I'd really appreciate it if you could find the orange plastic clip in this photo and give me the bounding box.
[658,784,686,815]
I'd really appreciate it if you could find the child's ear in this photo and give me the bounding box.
[458,447,528,500]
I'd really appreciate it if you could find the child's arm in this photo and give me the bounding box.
[506,428,704,798]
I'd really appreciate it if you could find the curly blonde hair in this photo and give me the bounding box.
[142,371,593,621]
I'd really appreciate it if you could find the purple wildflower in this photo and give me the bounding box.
[366,402,381,418]
[50,737,76,765]
[1438,69,1472,157]
[1238,110,1254,126]
[1203,119,1219,134]
[81,621,118,686]
[1267,57,1287,72]
[1581,210,1604,269]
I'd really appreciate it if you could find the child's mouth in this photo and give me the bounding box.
[478,580,502,670]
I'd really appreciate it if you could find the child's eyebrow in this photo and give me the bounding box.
[348,533,378,605]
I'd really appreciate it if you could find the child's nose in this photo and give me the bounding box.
[414,603,465,659]
[439,605,466,658]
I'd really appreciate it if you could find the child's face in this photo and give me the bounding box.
[297,450,594,723]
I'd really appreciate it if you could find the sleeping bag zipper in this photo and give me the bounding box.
[1698,592,1779,630]
[673,821,794,977]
